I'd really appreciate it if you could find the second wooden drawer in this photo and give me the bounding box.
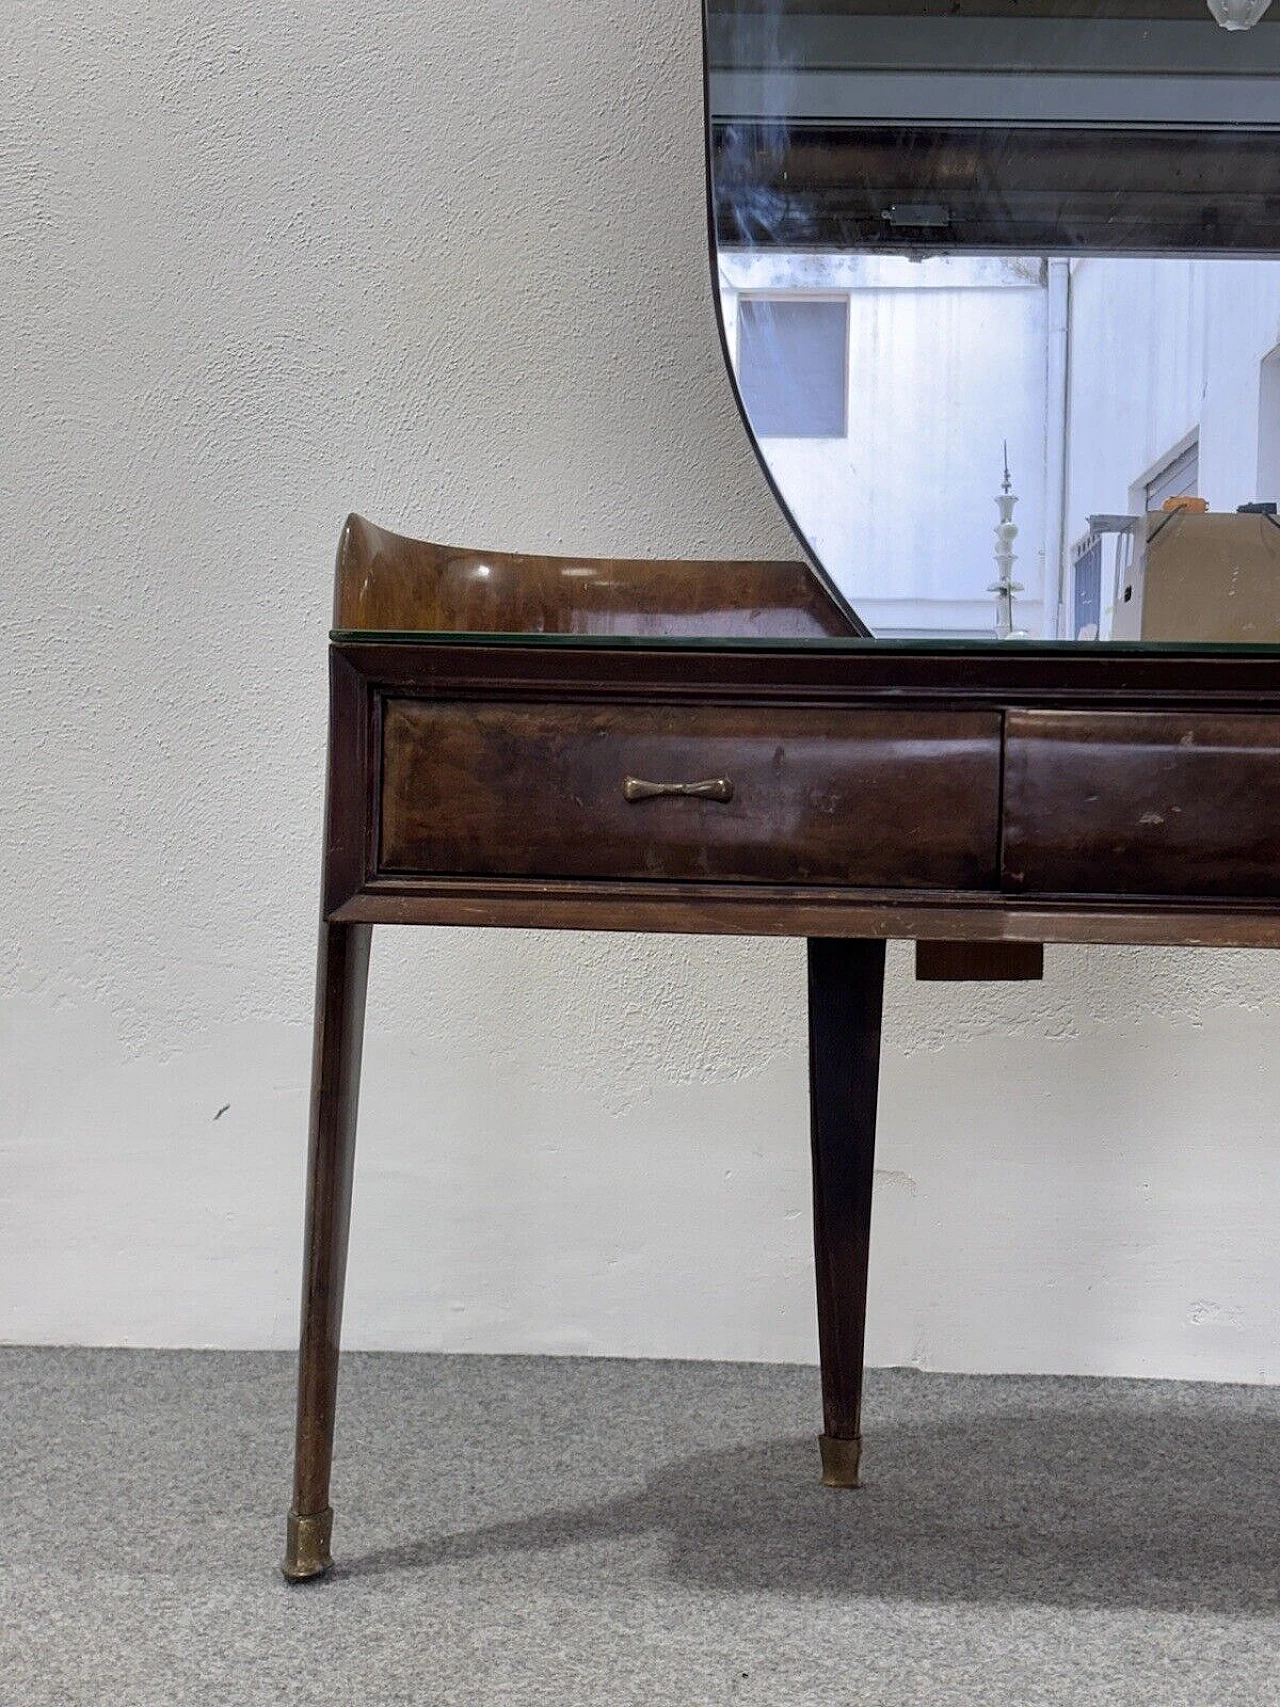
[1004,709,1280,895]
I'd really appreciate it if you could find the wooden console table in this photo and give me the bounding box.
[282,518,1280,1580]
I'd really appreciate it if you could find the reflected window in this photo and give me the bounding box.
[1144,441,1200,512]
[737,297,848,438]
[1071,532,1103,643]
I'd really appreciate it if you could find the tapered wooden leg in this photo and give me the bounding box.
[282,919,373,1581]
[807,937,886,1489]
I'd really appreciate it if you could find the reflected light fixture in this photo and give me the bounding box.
[1207,0,1273,28]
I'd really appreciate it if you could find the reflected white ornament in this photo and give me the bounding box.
[1206,0,1273,29]
[988,444,1028,641]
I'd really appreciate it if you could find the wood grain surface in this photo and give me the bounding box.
[333,514,859,639]
[379,700,1002,888]
[1004,709,1280,896]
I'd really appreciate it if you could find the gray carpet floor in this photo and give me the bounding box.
[1,1350,1278,1705]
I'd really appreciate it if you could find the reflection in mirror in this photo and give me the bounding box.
[707,0,1280,642]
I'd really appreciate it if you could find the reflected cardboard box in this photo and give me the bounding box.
[1112,511,1280,643]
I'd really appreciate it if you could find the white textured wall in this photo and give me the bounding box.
[3,1,1279,1382]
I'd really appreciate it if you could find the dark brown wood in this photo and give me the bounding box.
[333,632,1280,705]
[318,639,1280,944]
[288,920,372,1554]
[323,650,379,921]
[379,700,1002,888]
[915,940,1045,980]
[808,938,886,1460]
[332,514,858,638]
[1004,709,1280,897]
[331,883,1280,946]
[287,524,1280,1575]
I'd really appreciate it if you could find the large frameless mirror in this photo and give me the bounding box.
[706,0,1280,642]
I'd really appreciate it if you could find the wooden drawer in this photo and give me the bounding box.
[379,700,1001,887]
[1003,709,1280,896]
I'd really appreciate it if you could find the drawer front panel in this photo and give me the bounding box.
[1004,710,1280,896]
[380,701,1002,887]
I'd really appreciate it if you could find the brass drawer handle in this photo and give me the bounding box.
[623,775,734,803]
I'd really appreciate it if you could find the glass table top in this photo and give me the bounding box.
[332,627,1280,655]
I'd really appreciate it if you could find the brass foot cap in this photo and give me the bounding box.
[819,1433,863,1489]
[282,1507,334,1582]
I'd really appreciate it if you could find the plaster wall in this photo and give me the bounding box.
[3,1,1279,1381]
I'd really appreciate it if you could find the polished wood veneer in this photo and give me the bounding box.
[1005,710,1280,897]
[380,700,1002,887]
[323,639,1280,944]
[334,514,857,638]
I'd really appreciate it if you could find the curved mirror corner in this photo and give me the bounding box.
[706,0,1280,645]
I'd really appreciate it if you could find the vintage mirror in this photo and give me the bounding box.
[706,0,1280,642]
